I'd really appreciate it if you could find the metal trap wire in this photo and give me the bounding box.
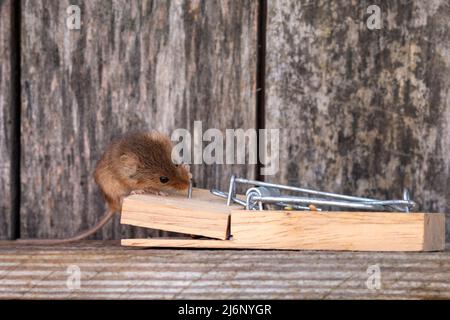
[211,175,417,212]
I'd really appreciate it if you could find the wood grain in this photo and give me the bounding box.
[120,188,232,239]
[1,241,449,299]
[123,211,445,251]
[424,213,446,250]
[0,0,13,239]
[231,211,445,251]
[121,238,234,248]
[265,0,450,240]
[20,0,258,239]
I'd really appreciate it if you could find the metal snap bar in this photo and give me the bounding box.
[210,189,247,206]
[187,180,193,199]
[212,175,417,212]
[212,187,317,211]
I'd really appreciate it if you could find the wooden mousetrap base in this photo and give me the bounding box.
[120,188,446,252]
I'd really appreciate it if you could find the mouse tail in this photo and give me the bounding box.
[15,210,117,245]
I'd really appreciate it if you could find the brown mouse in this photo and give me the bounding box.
[16,131,191,244]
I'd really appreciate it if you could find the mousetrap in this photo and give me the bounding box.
[120,176,445,251]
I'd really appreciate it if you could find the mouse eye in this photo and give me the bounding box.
[159,176,169,184]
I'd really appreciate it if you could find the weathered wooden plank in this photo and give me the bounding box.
[0,0,13,239]
[20,0,258,239]
[0,241,449,299]
[265,0,450,241]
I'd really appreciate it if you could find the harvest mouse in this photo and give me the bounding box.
[17,131,191,244]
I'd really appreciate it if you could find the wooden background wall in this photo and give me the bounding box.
[0,0,14,240]
[265,0,450,240]
[0,0,449,241]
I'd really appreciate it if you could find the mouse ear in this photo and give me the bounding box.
[120,153,138,176]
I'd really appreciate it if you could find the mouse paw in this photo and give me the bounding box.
[130,189,146,195]
[142,188,168,197]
